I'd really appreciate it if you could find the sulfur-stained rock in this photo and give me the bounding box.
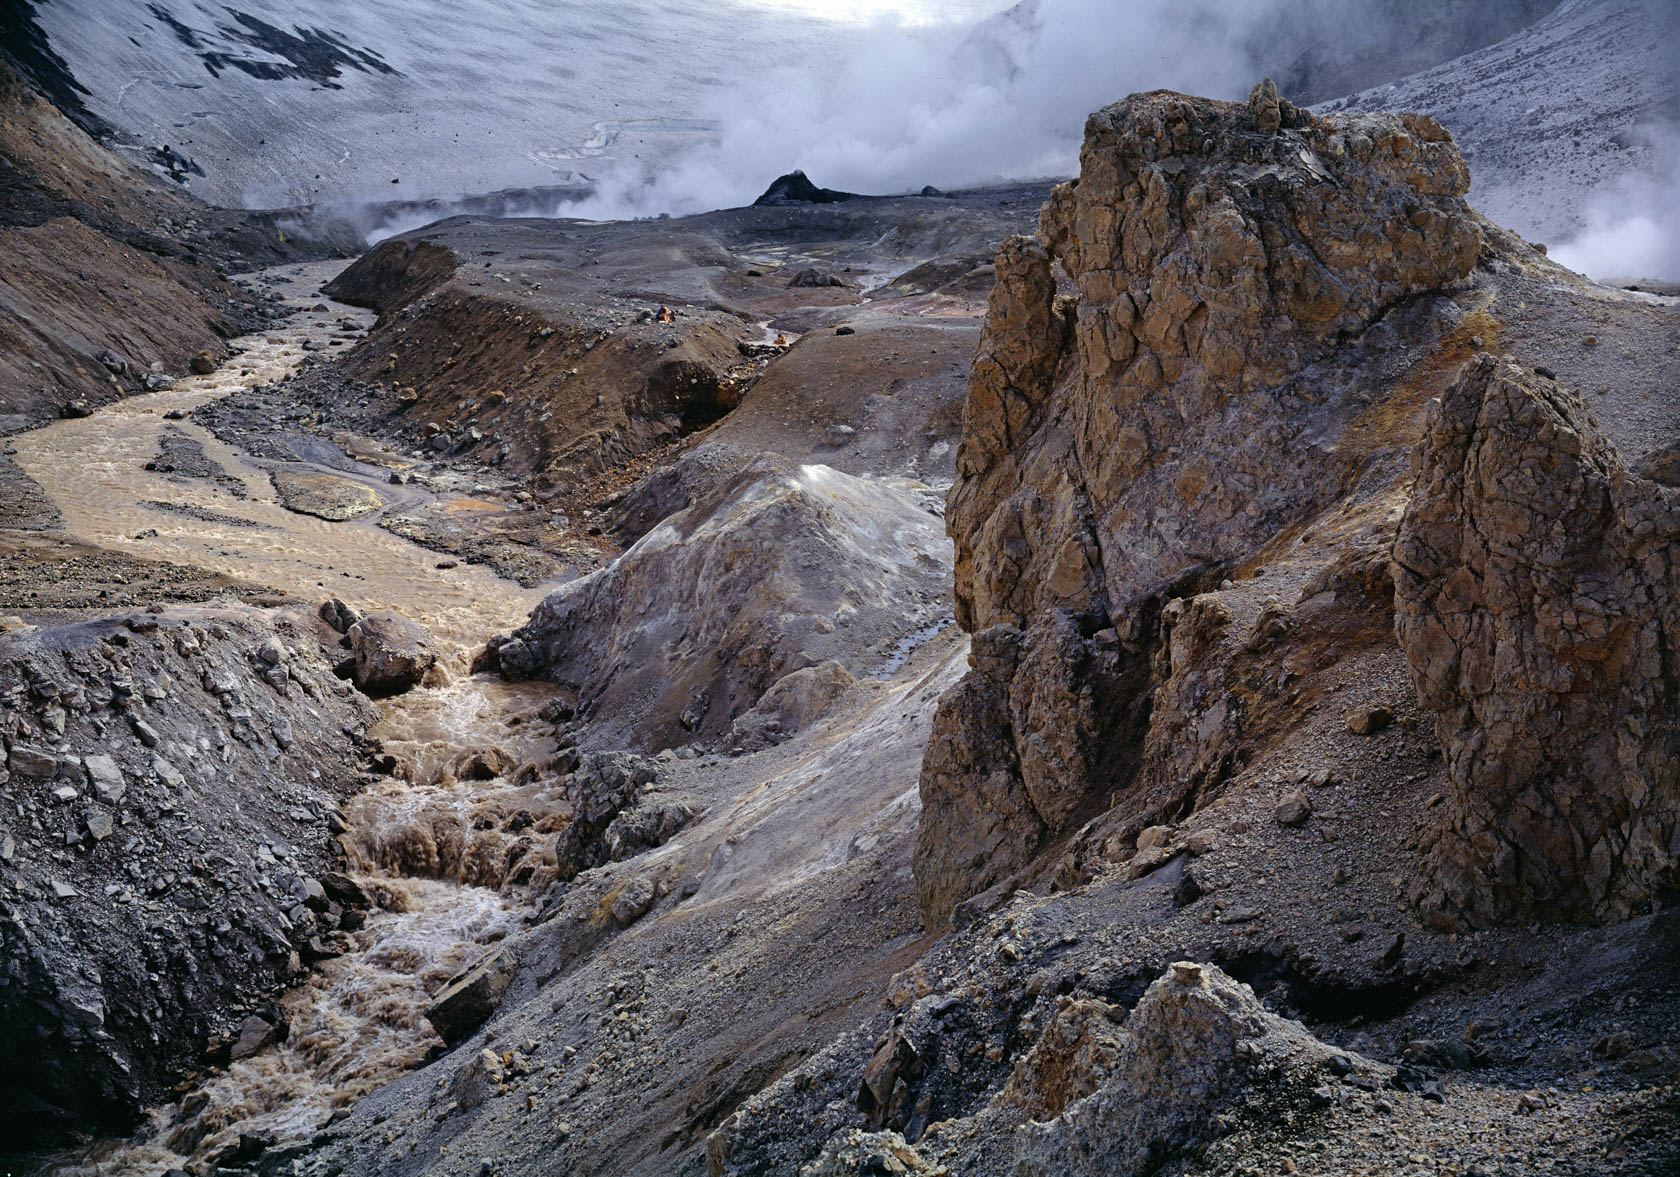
[1394,354,1680,924]
[610,875,657,926]
[798,1130,940,1176]
[449,1047,507,1111]
[270,471,381,522]
[1009,963,1382,1176]
[997,997,1127,1120]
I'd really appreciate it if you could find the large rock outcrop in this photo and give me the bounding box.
[789,963,1385,1177]
[917,87,1482,927]
[485,456,951,749]
[1394,354,1680,925]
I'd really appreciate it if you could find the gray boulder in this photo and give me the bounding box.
[424,945,515,1045]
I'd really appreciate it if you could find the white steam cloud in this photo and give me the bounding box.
[355,0,1303,238]
[1551,125,1680,284]
[560,0,1261,221]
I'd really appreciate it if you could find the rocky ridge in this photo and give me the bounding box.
[810,960,1390,1177]
[920,86,1485,928]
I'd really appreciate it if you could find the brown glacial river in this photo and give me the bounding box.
[12,261,569,1174]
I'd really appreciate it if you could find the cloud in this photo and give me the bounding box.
[1551,125,1680,283]
[555,0,1266,220]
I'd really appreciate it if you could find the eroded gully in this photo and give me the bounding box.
[11,261,570,1174]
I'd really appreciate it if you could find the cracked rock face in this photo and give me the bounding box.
[1394,354,1680,925]
[952,88,1478,635]
[918,88,1481,927]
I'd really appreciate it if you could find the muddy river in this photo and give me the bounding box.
[13,262,568,1175]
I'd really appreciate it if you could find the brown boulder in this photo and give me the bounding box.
[347,611,436,697]
[727,660,857,750]
[1345,703,1393,735]
[1274,789,1312,827]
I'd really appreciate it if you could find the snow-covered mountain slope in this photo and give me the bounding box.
[1327,0,1679,275]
